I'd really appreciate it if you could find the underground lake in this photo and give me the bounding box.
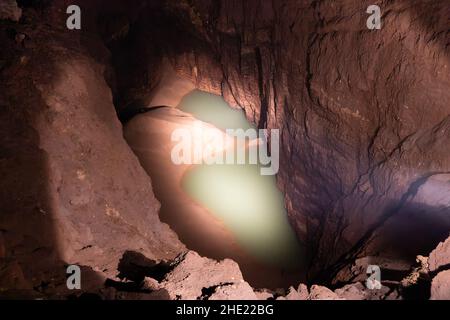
[124,89,305,288]
[178,91,303,268]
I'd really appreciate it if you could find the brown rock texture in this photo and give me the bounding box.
[308,285,340,300]
[1,0,449,300]
[334,282,391,300]
[160,251,256,300]
[101,0,450,283]
[208,282,257,300]
[284,285,309,300]
[427,235,450,300]
[0,0,21,22]
[430,270,450,300]
[0,0,184,295]
[429,236,450,273]
[254,289,274,300]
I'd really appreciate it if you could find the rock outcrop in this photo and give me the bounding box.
[429,236,450,273]
[430,270,450,300]
[309,285,341,300]
[160,251,257,300]
[0,0,184,295]
[428,236,450,300]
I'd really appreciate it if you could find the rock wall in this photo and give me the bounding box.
[1,0,449,296]
[106,0,450,282]
[0,0,184,294]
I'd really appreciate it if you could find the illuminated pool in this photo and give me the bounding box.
[179,90,303,268]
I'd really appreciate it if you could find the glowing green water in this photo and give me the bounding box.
[179,90,254,131]
[179,90,302,268]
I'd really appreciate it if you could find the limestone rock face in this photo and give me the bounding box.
[254,289,274,300]
[334,282,391,300]
[161,251,257,300]
[308,285,340,300]
[427,235,450,300]
[297,284,310,300]
[430,270,450,300]
[282,285,309,300]
[208,282,257,300]
[429,236,450,273]
[0,1,184,293]
[334,283,368,300]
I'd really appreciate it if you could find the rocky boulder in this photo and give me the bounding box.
[429,236,450,273]
[430,270,450,300]
[160,251,257,300]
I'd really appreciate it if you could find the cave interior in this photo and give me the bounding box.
[0,0,450,300]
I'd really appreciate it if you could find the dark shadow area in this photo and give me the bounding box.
[103,279,171,300]
[118,105,169,123]
[373,202,450,261]
[0,21,64,297]
[100,1,215,113]
[314,197,450,286]
[401,278,431,300]
[117,250,174,282]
